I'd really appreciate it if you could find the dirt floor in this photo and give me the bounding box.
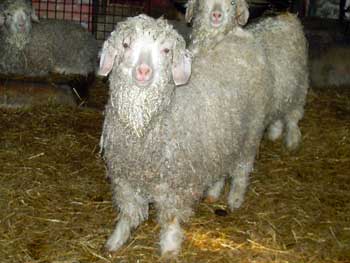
[0,81,349,263]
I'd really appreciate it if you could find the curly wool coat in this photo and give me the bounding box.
[187,0,309,150]
[0,0,98,77]
[100,16,273,227]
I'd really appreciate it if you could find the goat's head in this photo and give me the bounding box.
[186,0,249,30]
[99,15,191,87]
[98,15,192,136]
[0,0,39,35]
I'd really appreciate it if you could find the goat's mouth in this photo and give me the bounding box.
[210,20,223,28]
[17,24,28,33]
[134,78,153,87]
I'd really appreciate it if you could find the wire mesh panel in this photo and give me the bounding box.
[30,0,176,44]
[32,0,94,30]
[94,0,150,43]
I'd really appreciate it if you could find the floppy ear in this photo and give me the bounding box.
[235,0,249,26]
[98,38,119,76]
[185,0,197,23]
[172,49,192,86]
[0,13,4,27]
[0,5,4,26]
[31,7,40,23]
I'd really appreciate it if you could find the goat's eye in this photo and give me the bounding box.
[123,42,129,49]
[162,48,170,54]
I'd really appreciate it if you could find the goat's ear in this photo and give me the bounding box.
[0,5,4,26]
[172,49,192,86]
[235,0,249,26]
[31,7,40,22]
[185,0,196,23]
[0,13,4,27]
[98,39,119,76]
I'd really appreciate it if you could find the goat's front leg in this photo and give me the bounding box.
[105,179,149,253]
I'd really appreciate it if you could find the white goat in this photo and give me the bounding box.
[186,0,309,151]
[99,14,272,257]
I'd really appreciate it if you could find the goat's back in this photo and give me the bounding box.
[248,13,309,117]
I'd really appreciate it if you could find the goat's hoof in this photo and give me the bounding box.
[204,195,218,204]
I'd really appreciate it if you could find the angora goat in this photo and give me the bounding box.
[0,0,98,77]
[186,0,309,151]
[99,15,272,257]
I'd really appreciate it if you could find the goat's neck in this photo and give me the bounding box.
[189,19,232,56]
[4,28,30,50]
[109,80,174,138]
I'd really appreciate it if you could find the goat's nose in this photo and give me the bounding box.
[18,16,26,27]
[212,11,222,20]
[136,64,153,80]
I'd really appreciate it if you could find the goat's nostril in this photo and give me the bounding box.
[212,12,222,20]
[139,68,148,75]
[136,64,152,80]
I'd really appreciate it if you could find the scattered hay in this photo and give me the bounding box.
[0,82,349,262]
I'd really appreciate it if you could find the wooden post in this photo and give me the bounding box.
[340,0,346,22]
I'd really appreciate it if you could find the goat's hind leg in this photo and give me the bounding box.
[227,157,253,211]
[228,128,262,211]
[267,119,284,141]
[284,108,304,151]
[205,177,226,203]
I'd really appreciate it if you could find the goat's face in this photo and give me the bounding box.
[186,0,249,30]
[10,6,31,34]
[120,27,178,88]
[99,15,191,88]
[203,0,235,29]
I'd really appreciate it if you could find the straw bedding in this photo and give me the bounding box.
[0,80,349,262]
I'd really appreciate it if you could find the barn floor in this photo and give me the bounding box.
[0,80,349,263]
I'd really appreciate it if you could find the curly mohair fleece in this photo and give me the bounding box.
[187,0,309,150]
[246,13,309,149]
[186,0,249,55]
[0,0,98,77]
[100,15,273,254]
